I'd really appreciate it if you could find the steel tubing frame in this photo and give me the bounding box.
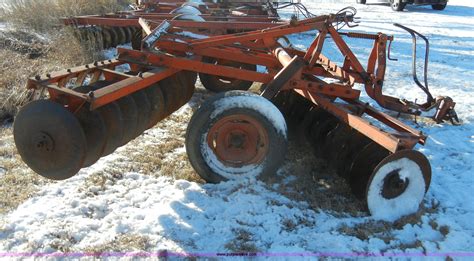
[27,13,431,154]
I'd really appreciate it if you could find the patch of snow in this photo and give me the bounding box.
[175,31,208,39]
[1,0,474,256]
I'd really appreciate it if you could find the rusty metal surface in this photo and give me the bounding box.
[25,11,456,157]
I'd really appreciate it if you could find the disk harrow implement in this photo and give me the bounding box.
[65,0,286,49]
[14,11,457,220]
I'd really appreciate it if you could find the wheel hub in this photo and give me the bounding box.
[381,169,409,199]
[207,114,269,167]
[34,132,54,153]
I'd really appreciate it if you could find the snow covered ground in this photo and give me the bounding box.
[1,0,473,258]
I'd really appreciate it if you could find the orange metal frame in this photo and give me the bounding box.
[27,14,427,154]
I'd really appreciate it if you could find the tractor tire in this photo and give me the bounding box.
[185,91,288,183]
[199,57,256,92]
[432,3,447,10]
[390,0,406,11]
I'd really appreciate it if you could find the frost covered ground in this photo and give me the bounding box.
[1,0,473,258]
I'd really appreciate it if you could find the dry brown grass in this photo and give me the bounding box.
[0,126,51,214]
[1,0,130,32]
[224,228,260,253]
[82,234,151,252]
[0,28,104,122]
[265,135,365,216]
[99,110,203,183]
[0,0,128,212]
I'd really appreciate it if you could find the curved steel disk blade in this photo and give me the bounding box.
[295,106,319,144]
[173,73,192,107]
[101,27,112,49]
[74,85,108,167]
[159,76,182,117]
[107,26,118,47]
[336,131,371,179]
[326,124,352,170]
[349,142,390,199]
[98,102,124,156]
[131,90,152,137]
[307,110,332,145]
[319,121,345,161]
[123,26,132,42]
[116,95,139,145]
[312,116,339,156]
[114,27,126,44]
[144,83,166,128]
[13,100,86,180]
[75,106,107,167]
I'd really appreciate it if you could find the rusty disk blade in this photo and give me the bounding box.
[75,106,107,167]
[185,71,198,87]
[74,86,107,167]
[144,83,166,128]
[270,90,289,109]
[280,91,300,118]
[318,121,345,160]
[336,130,372,179]
[311,115,339,156]
[349,142,390,199]
[89,28,103,49]
[123,26,132,42]
[101,27,112,49]
[97,102,124,156]
[131,90,152,137]
[114,27,126,45]
[288,93,314,124]
[325,124,353,169]
[107,26,118,47]
[13,100,86,180]
[181,71,197,101]
[296,106,320,144]
[116,95,139,145]
[174,72,194,105]
[131,28,142,50]
[159,76,182,117]
[307,110,332,145]
[88,81,124,154]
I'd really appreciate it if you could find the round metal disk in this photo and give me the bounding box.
[97,102,124,156]
[369,149,431,194]
[116,95,139,145]
[348,142,390,199]
[123,26,132,42]
[131,90,152,137]
[159,76,182,117]
[107,26,119,47]
[115,27,126,45]
[101,27,112,49]
[144,83,166,128]
[75,106,107,167]
[13,100,86,180]
[173,73,193,105]
[365,149,431,220]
